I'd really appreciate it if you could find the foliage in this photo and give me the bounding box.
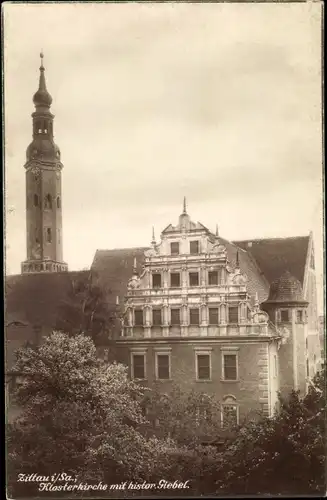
[215,369,326,496]
[55,272,115,343]
[140,384,230,448]
[7,332,172,497]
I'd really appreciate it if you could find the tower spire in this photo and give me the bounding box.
[33,51,52,108]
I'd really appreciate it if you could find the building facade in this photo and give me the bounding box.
[110,202,319,422]
[21,53,67,274]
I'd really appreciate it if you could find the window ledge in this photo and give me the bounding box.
[155,379,172,382]
[195,379,213,383]
[221,379,239,383]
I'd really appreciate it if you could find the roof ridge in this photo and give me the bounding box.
[234,235,309,243]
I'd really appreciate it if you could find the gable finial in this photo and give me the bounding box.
[183,196,187,215]
[133,256,137,275]
[236,249,240,268]
[151,226,156,246]
[215,223,219,238]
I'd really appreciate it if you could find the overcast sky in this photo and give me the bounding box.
[4,3,323,311]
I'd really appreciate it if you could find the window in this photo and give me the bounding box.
[152,273,162,288]
[170,242,179,255]
[170,272,181,287]
[223,354,237,381]
[190,241,199,255]
[280,309,289,322]
[170,308,180,325]
[58,229,61,244]
[131,353,146,379]
[57,196,61,209]
[44,194,52,209]
[46,228,52,243]
[33,194,39,207]
[189,272,199,286]
[152,309,162,326]
[208,271,219,285]
[297,310,303,323]
[306,358,309,377]
[209,308,219,325]
[196,353,211,380]
[310,251,315,269]
[189,308,200,325]
[222,398,238,427]
[156,354,170,380]
[134,309,143,326]
[228,306,239,324]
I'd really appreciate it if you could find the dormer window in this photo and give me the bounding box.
[170,242,179,255]
[190,241,199,254]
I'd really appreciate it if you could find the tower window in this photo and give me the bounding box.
[33,194,39,207]
[44,194,52,209]
[57,196,61,209]
[46,228,52,243]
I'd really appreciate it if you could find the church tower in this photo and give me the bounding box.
[21,53,68,274]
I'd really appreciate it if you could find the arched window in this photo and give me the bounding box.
[46,228,52,243]
[57,196,61,209]
[221,395,238,428]
[44,194,52,209]
[33,194,39,207]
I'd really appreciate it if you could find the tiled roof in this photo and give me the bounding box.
[5,270,89,328]
[265,270,306,303]
[234,236,309,286]
[91,241,269,305]
[91,247,148,309]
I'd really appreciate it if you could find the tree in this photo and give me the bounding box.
[215,369,326,496]
[141,384,229,448]
[7,332,173,498]
[55,271,116,344]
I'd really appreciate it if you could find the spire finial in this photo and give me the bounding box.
[215,223,219,238]
[133,257,137,275]
[40,51,44,69]
[183,196,187,215]
[33,51,52,107]
[151,226,156,246]
[236,249,240,268]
